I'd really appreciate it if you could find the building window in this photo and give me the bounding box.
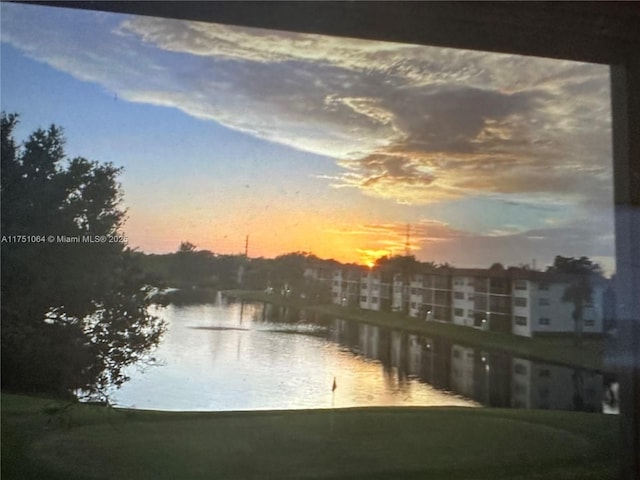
[515,316,528,326]
[514,297,527,307]
[584,319,595,327]
[372,297,379,304]
[468,309,475,316]
[454,308,464,317]
[454,291,464,300]
[467,294,474,301]
[538,282,549,291]
[410,302,417,309]
[361,284,367,289]
[515,280,527,290]
[453,278,464,286]
[539,369,551,378]
[360,295,367,302]
[538,298,550,306]
[539,317,550,325]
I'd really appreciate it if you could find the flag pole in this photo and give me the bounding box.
[332,376,337,407]
[331,376,336,432]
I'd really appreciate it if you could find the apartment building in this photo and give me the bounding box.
[398,267,609,337]
[329,266,361,307]
[306,263,610,337]
[507,271,607,338]
[359,268,392,311]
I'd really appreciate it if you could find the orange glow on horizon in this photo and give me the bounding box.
[357,249,393,269]
[124,207,401,267]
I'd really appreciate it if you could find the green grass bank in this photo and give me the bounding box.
[223,290,611,373]
[1,393,619,480]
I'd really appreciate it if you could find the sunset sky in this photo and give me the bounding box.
[1,3,616,273]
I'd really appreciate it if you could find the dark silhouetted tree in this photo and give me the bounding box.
[547,255,602,346]
[170,242,219,288]
[271,252,310,294]
[1,113,165,399]
[178,241,197,253]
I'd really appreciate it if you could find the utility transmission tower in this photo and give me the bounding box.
[404,224,411,257]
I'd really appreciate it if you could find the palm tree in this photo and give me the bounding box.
[547,256,602,346]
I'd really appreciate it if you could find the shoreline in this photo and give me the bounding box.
[222,289,613,374]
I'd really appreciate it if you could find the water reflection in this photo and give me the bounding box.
[113,300,617,413]
[113,301,476,411]
[329,317,617,413]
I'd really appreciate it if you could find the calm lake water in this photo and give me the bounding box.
[112,299,617,413]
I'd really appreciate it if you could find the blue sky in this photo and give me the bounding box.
[1,3,616,272]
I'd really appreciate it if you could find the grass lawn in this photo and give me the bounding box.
[2,393,619,480]
[223,290,610,373]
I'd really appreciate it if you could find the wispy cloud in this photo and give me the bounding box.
[1,3,612,207]
[111,15,612,206]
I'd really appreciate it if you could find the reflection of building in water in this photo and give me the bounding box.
[406,334,422,377]
[390,331,404,370]
[450,345,476,398]
[487,352,512,407]
[327,315,609,412]
[357,323,380,359]
[447,344,605,411]
[511,358,603,412]
[418,337,453,393]
[330,317,348,343]
[446,345,511,406]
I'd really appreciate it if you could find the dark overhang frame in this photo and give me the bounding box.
[10,1,640,477]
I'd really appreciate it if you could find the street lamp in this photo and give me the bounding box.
[482,312,491,331]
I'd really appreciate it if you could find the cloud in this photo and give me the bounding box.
[412,214,616,274]
[328,209,615,274]
[112,15,613,203]
[2,4,613,211]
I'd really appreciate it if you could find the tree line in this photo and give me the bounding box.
[136,246,334,304]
